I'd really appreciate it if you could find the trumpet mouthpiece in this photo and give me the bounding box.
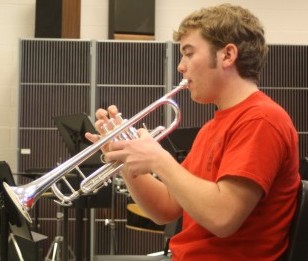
[181,79,188,85]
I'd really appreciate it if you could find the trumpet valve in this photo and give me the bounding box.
[119,132,130,140]
[114,113,124,124]
[109,113,124,129]
[101,123,109,134]
[127,126,139,139]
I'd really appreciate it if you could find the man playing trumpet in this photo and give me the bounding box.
[86,4,300,261]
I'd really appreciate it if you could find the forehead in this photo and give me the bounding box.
[179,29,211,53]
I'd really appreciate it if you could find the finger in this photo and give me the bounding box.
[95,108,108,121]
[95,119,107,134]
[96,106,121,133]
[85,132,100,143]
[85,132,110,154]
[108,105,119,118]
[104,150,124,163]
[108,140,128,152]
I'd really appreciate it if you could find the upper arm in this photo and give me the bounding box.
[218,118,286,196]
[215,176,264,237]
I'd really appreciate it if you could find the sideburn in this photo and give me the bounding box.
[209,45,218,69]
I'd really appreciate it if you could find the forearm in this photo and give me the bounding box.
[153,153,261,237]
[121,172,182,224]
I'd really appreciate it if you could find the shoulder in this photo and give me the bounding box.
[231,92,298,156]
[237,91,295,131]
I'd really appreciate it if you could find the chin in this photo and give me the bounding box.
[189,87,212,104]
[190,93,206,104]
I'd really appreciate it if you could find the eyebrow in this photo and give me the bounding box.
[180,44,194,53]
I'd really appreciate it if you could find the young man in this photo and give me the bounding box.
[86,4,300,260]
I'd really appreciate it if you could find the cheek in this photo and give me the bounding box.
[195,75,219,103]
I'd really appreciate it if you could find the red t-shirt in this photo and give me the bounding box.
[170,91,300,261]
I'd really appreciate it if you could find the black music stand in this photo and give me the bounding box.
[160,127,200,163]
[53,112,102,167]
[0,161,47,261]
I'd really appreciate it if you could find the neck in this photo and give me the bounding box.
[214,76,259,111]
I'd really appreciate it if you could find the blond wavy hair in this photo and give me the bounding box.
[174,4,268,84]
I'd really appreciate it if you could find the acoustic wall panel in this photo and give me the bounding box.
[96,41,166,86]
[261,88,308,132]
[20,40,90,84]
[299,135,308,160]
[19,39,91,171]
[19,129,67,171]
[260,45,308,158]
[261,45,308,87]
[18,39,92,259]
[96,41,167,129]
[19,84,90,128]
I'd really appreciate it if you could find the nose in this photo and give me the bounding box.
[177,57,187,74]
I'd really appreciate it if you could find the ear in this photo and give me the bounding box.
[221,43,238,68]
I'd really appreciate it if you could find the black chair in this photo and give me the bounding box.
[283,180,308,261]
[300,158,308,180]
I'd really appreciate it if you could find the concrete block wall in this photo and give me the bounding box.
[0,0,308,172]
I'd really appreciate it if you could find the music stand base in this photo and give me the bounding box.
[45,236,75,261]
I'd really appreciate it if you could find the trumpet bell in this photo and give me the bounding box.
[3,182,33,223]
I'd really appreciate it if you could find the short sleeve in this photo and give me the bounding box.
[217,119,286,196]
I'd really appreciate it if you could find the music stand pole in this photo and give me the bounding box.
[109,177,117,255]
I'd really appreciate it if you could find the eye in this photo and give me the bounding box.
[184,52,193,58]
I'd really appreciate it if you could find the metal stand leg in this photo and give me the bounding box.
[105,177,117,255]
[75,208,83,261]
[45,206,75,261]
[8,233,25,261]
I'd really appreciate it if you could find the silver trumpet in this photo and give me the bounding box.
[3,79,188,223]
